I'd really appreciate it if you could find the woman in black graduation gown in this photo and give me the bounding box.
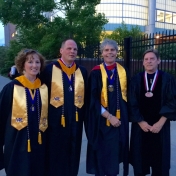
[86,39,129,176]
[0,49,48,176]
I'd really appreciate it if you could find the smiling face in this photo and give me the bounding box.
[143,52,161,74]
[23,54,41,80]
[102,44,117,65]
[60,40,78,65]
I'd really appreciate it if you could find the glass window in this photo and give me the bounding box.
[156,10,164,22]
[173,13,176,24]
[101,0,123,2]
[165,12,172,23]
[108,18,123,24]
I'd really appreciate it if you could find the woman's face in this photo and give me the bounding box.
[102,44,117,65]
[24,54,41,78]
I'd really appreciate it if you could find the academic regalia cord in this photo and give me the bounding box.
[105,65,120,126]
[116,72,120,119]
[73,73,78,122]
[61,72,66,127]
[25,88,42,152]
[60,68,79,127]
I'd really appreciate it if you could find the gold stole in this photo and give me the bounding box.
[11,81,48,131]
[100,63,127,125]
[50,64,84,125]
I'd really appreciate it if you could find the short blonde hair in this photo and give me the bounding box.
[15,49,45,74]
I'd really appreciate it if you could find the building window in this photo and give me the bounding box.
[165,12,172,23]
[156,10,164,22]
[173,13,176,24]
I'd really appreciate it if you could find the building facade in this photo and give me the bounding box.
[96,0,176,34]
[4,23,16,46]
[4,0,176,45]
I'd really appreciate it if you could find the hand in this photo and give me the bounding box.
[150,116,167,133]
[109,116,121,127]
[138,121,152,132]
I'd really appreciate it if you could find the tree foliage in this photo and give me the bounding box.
[0,40,23,74]
[107,22,143,43]
[0,0,56,27]
[0,46,8,74]
[0,0,108,63]
[0,0,108,74]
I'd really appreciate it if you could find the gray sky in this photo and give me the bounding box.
[0,22,4,46]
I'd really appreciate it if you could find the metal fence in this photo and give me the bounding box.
[124,30,176,77]
[76,30,176,77]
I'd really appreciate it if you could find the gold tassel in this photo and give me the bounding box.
[76,111,78,122]
[38,132,42,144]
[61,115,65,127]
[106,119,110,126]
[116,109,120,119]
[27,139,31,152]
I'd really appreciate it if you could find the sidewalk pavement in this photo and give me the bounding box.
[0,75,176,176]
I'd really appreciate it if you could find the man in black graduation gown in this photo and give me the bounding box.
[129,48,176,176]
[41,39,87,176]
[85,39,129,176]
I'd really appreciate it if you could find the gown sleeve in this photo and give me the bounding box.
[128,75,144,122]
[0,83,13,170]
[85,70,102,149]
[159,74,176,120]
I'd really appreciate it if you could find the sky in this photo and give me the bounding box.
[0,22,4,46]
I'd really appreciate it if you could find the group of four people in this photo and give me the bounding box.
[0,38,176,176]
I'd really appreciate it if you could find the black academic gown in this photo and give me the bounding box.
[129,71,176,175]
[85,66,129,176]
[42,61,87,176]
[0,80,47,176]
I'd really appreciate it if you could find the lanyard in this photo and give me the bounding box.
[63,72,74,92]
[104,63,115,85]
[144,70,158,92]
[26,88,37,111]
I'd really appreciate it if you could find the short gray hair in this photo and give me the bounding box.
[100,39,118,53]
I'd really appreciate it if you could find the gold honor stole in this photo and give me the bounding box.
[100,63,127,124]
[50,63,84,124]
[12,76,48,132]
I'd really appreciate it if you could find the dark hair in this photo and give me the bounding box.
[15,49,45,74]
[143,48,160,59]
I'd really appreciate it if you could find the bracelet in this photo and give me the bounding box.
[107,114,112,121]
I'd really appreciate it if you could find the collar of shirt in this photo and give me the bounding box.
[61,58,74,68]
[104,62,116,73]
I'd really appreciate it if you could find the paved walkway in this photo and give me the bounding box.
[0,75,176,176]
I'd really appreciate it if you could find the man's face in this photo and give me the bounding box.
[102,44,117,65]
[143,52,160,73]
[60,40,78,64]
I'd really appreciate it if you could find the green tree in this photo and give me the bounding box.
[0,0,56,27]
[0,0,107,61]
[108,22,143,43]
[0,46,8,74]
[0,40,23,74]
[105,22,143,59]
